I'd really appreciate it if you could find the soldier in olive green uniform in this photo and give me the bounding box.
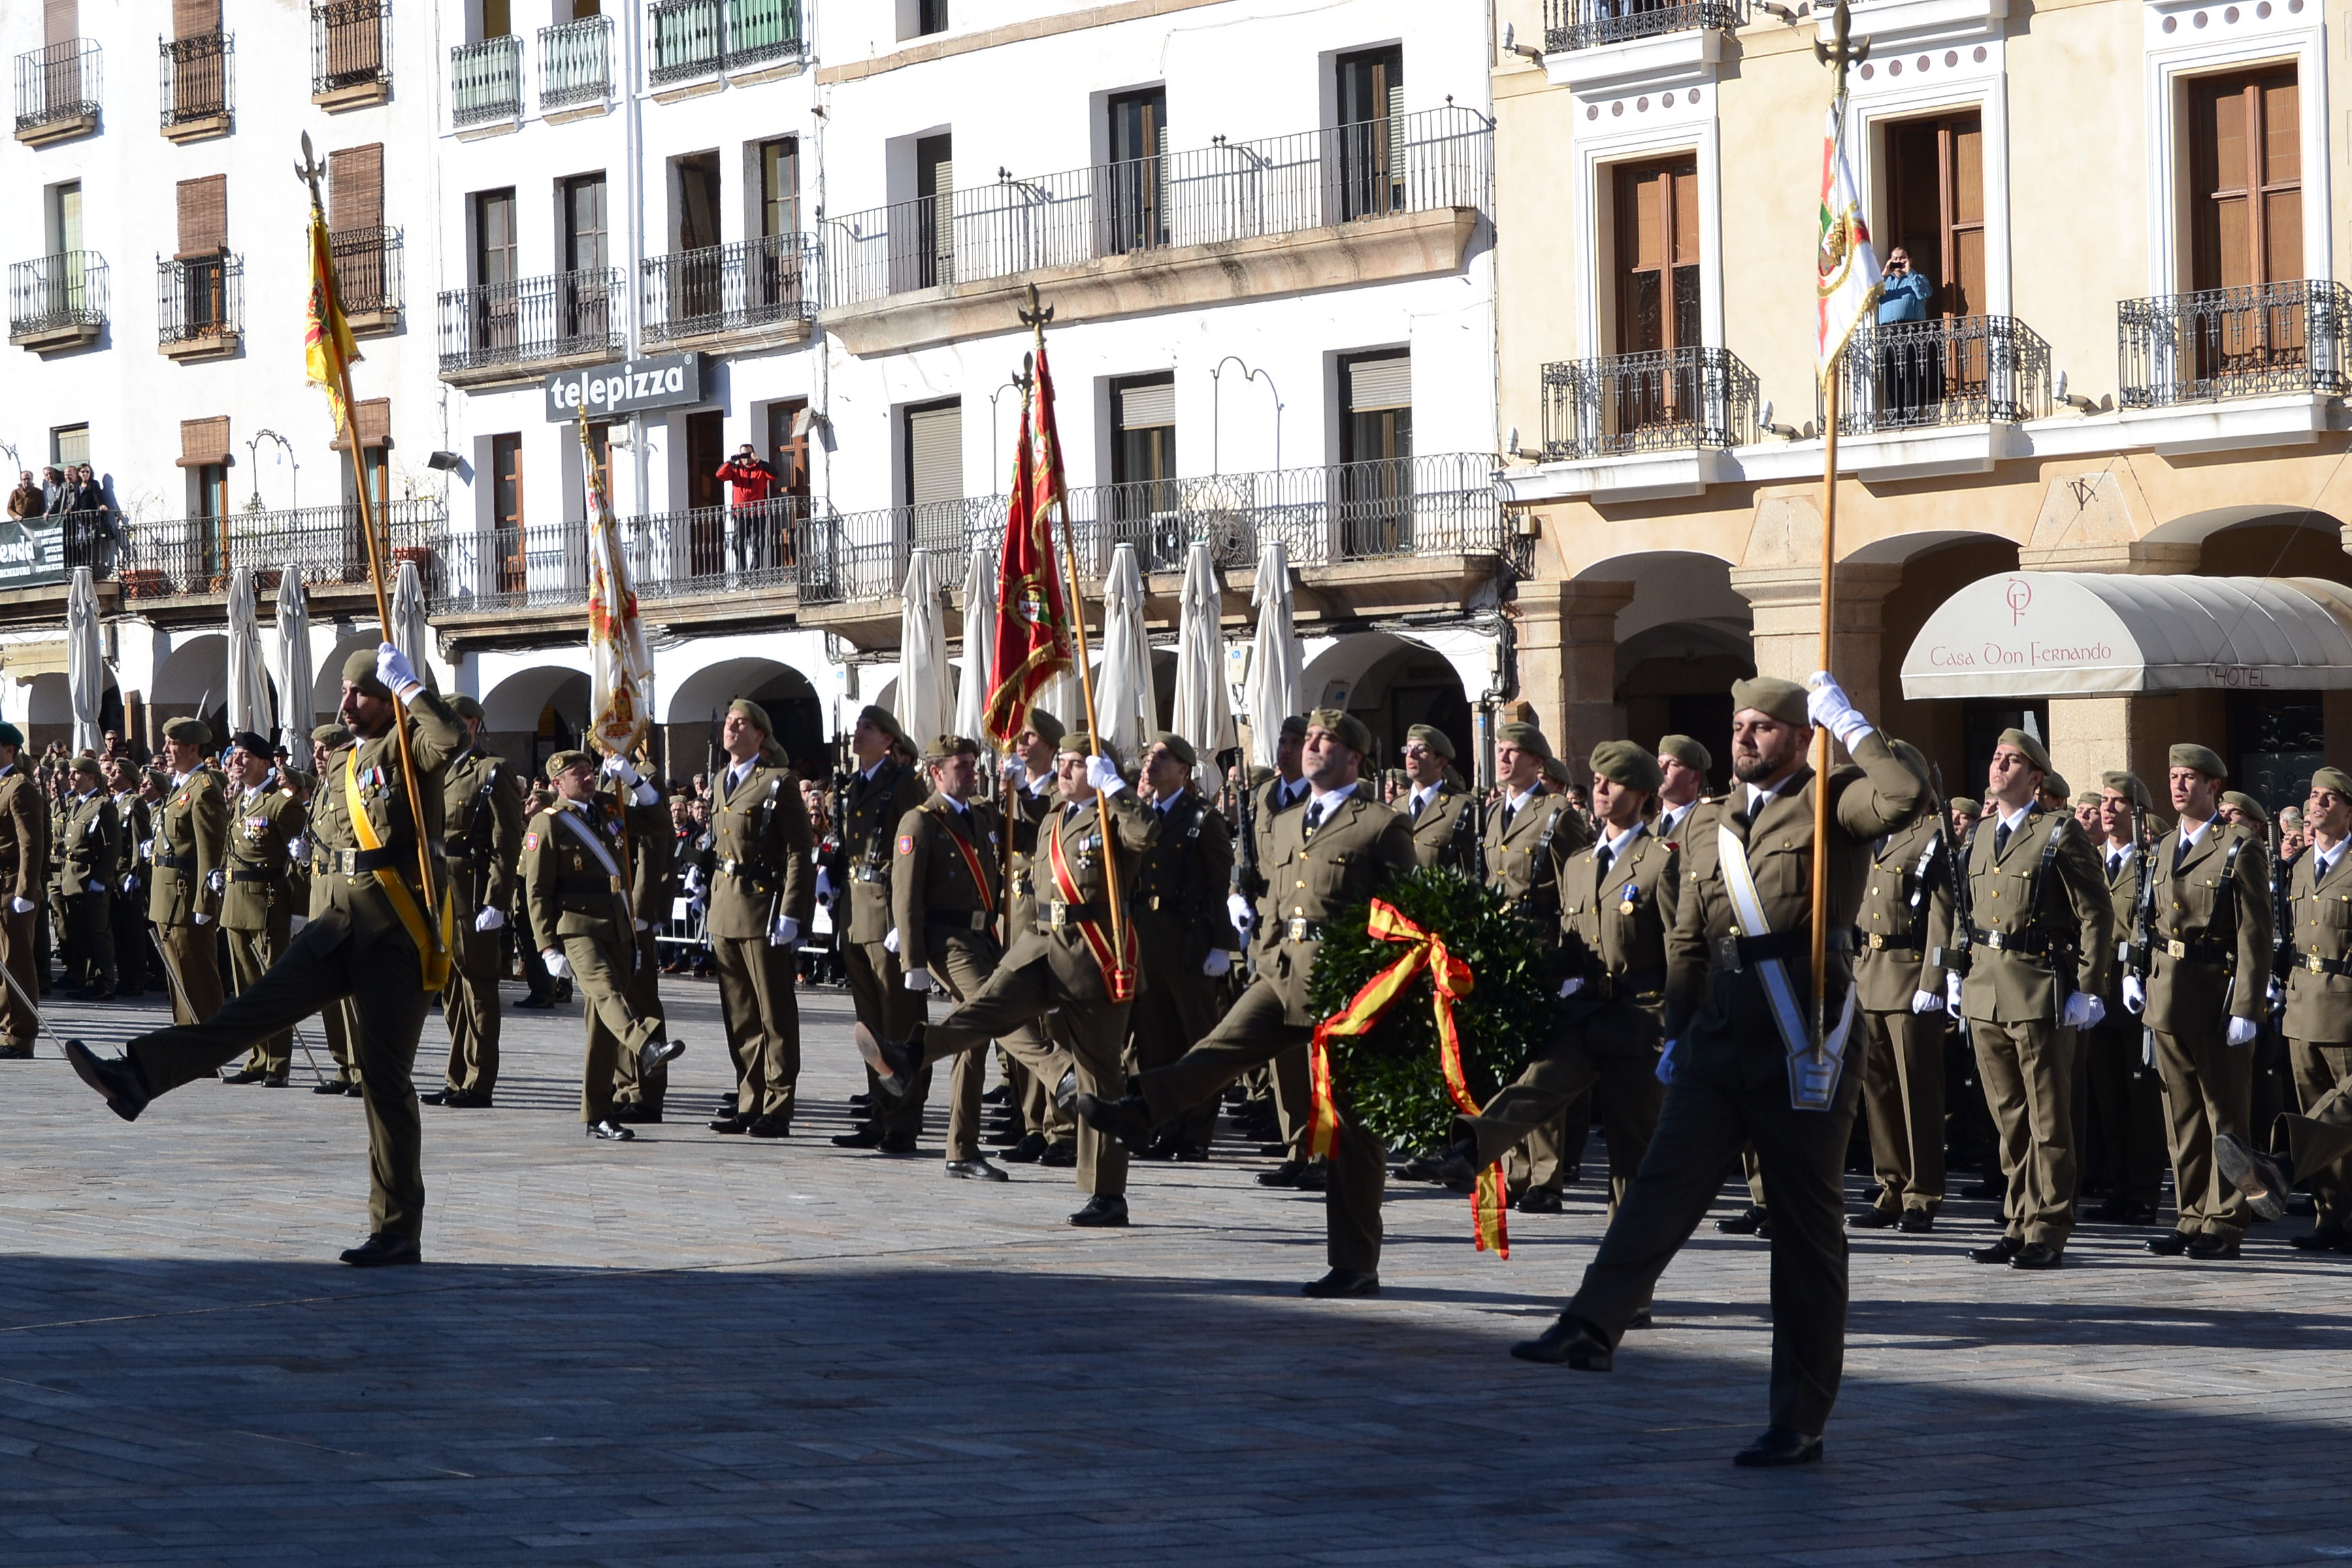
[1399,722,1475,870]
[429,695,523,1107]
[2085,771,2166,1224]
[522,749,684,1140]
[65,646,468,1267]
[1128,732,1239,1160]
[1848,740,1953,1231]
[1513,675,1925,1469]
[701,698,815,1137]
[866,734,1158,1224]
[607,768,677,1121]
[106,760,152,999]
[217,733,307,1085]
[1243,715,1320,1186]
[53,755,119,1002]
[148,718,229,1028]
[1078,711,1417,1293]
[996,709,1077,1162]
[835,704,932,1153]
[306,723,365,1096]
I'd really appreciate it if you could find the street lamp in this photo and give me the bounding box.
[987,365,1033,489]
[244,428,296,514]
[1209,355,1284,474]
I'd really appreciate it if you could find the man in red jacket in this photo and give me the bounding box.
[715,444,777,575]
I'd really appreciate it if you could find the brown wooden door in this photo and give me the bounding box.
[1614,156,1700,356]
[492,433,525,593]
[687,409,726,576]
[1885,112,1983,318]
[2191,67,2301,292]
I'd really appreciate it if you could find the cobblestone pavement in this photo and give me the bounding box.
[2,980,2349,1565]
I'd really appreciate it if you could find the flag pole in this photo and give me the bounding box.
[296,135,440,929]
[577,402,634,885]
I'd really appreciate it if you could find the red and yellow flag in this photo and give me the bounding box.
[983,380,1073,745]
[303,202,363,434]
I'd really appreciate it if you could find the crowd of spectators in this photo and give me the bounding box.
[7,464,120,572]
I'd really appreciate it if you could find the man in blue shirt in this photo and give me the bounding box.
[1875,248,1940,423]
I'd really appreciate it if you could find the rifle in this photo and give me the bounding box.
[1222,747,1263,904]
[1933,777,1976,982]
[1468,791,1489,884]
[2129,790,2155,984]
[2270,815,2291,1015]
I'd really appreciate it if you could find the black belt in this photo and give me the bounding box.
[316,844,422,875]
[2159,934,2233,966]
[2289,948,2352,977]
[719,858,773,881]
[1709,929,1850,972]
[1583,966,1665,1000]
[154,849,194,870]
[1038,899,1107,932]
[1967,926,2046,956]
[228,869,278,884]
[926,911,994,932]
[1861,928,1928,954]
[557,872,625,896]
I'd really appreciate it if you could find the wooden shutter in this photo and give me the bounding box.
[44,0,76,48]
[176,416,231,468]
[2190,67,2302,291]
[328,145,384,232]
[174,0,220,37]
[177,176,227,258]
[329,399,391,452]
[904,402,963,506]
[1119,378,1175,428]
[1614,156,1701,354]
[1886,112,1984,318]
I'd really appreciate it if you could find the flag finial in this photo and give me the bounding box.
[1813,0,1869,96]
[294,130,326,209]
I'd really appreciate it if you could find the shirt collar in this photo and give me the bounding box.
[861,758,886,782]
[941,794,969,815]
[1309,781,1358,816]
[1411,780,1443,811]
[2316,837,2345,874]
[1997,801,2034,834]
[2180,813,2217,847]
[1506,783,1544,812]
[1599,821,1645,860]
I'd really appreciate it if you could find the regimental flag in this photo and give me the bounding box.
[1814,99,1882,382]
[581,406,653,756]
[983,380,1073,746]
[303,200,363,434]
[1030,340,1069,521]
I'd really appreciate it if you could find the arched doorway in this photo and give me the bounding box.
[483,666,591,781]
[666,658,826,781]
[152,634,235,749]
[1586,551,1751,789]
[1853,529,2022,793]
[1298,632,1471,783]
[24,670,123,753]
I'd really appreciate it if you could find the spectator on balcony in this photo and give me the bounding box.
[7,473,41,521]
[61,464,116,574]
[715,444,778,575]
[1876,248,1941,425]
[38,467,69,517]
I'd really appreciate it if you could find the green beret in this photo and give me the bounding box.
[1307,708,1373,757]
[69,754,101,778]
[2170,742,2227,779]
[1887,738,1931,786]
[1995,726,2051,773]
[229,730,271,756]
[342,649,391,699]
[923,733,979,764]
[855,704,903,742]
[312,722,352,747]
[162,717,211,747]
[448,693,484,721]
[143,767,169,791]
[1059,732,1121,770]
[1277,714,1309,740]
[1950,797,1980,817]
[1248,764,1275,789]
[1022,708,1065,745]
[1588,740,1662,793]
[545,749,593,779]
[2221,789,2270,826]
[728,697,773,736]
[1405,723,1456,762]
[1496,721,1552,762]
[2074,790,2103,808]
[1731,676,1809,728]
[0,722,20,749]
[1149,730,1197,769]
[2100,770,2151,808]
[1542,754,1575,787]
[1656,734,1711,773]
[2312,766,2352,800]
[2042,771,2070,800]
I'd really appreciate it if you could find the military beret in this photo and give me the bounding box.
[448,693,484,721]
[69,754,101,778]
[1589,740,1663,793]
[1277,714,1309,740]
[1247,764,1275,789]
[1307,708,1373,757]
[1888,738,1931,787]
[1731,676,1809,728]
[923,733,979,764]
[728,697,773,736]
[1995,726,2051,773]
[2100,770,2152,808]
[1541,754,1574,787]
[342,649,391,699]
[1496,721,1552,762]
[229,730,271,756]
[142,767,169,790]
[1405,723,1456,762]
[1656,734,1712,774]
[1058,733,1121,770]
[312,722,353,747]
[162,717,211,747]
[2221,790,2270,826]
[2312,766,2352,800]
[2042,771,2070,800]
[1149,730,1197,769]
[545,749,593,778]
[855,703,903,742]
[0,722,20,749]
[1949,796,1981,817]
[1022,708,1065,746]
[2170,742,2227,779]
[2074,790,2103,808]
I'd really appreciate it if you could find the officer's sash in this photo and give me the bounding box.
[343,747,456,991]
[1714,819,1855,1111]
[930,803,997,919]
[1047,808,1135,1001]
[551,804,633,925]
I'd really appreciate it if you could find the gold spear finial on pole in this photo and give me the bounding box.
[1812,0,1869,96]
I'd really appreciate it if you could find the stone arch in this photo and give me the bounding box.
[481,666,591,780]
[1298,632,1471,776]
[312,630,382,717]
[665,658,826,778]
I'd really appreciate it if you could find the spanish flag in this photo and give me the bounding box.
[303,201,363,433]
[982,380,1072,747]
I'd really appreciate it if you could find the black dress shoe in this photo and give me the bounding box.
[1140,1134,1183,1161]
[1003,1131,1047,1163]
[1510,1313,1612,1368]
[1626,1309,1654,1330]
[586,1118,636,1141]
[263,1075,289,1088]
[2091,1194,2158,1224]
[420,1088,453,1107]
[1516,1188,1563,1214]
[314,1077,355,1095]
[340,1233,421,1267]
[1039,1143,1077,1168]
[1897,1209,1936,1234]
[1069,1194,1130,1227]
[981,1084,1009,1105]
[443,1091,491,1109]
[64,1039,148,1122]
[1961,1177,2004,1200]
[514,993,556,1009]
[747,1115,790,1139]
[710,1113,751,1134]
[1716,1205,1769,1236]
[1073,1092,1156,1156]
[637,1039,686,1079]
[1175,1143,1209,1162]
[2186,1230,2242,1260]
[2145,1229,2193,1256]
[0,1044,32,1060]
[848,1092,872,1108]
[610,1101,660,1123]
[946,1157,1009,1182]
[1296,1161,1328,1192]
[853,1021,921,1098]
[879,1130,919,1155]
[2009,1241,2063,1270]
[1969,1236,2023,1264]
[1301,1267,1377,1298]
[1848,1207,1899,1229]
[832,1126,885,1149]
[988,1124,1027,1147]
[1258,1160,1307,1188]
[2289,1225,2349,1251]
[2215,1134,2291,1222]
[220,1066,269,1085]
[1732,1426,1823,1467]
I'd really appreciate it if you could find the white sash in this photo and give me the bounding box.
[553,806,631,922]
[1714,820,1856,1111]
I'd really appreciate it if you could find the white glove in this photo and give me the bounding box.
[1203,949,1232,978]
[207,868,225,893]
[542,949,568,979]
[634,918,651,932]
[903,966,931,992]
[1806,671,1874,747]
[193,911,212,926]
[6,896,31,915]
[1227,892,1254,936]
[2142,1028,2155,1068]
[84,879,103,894]
[815,866,835,907]
[883,926,900,954]
[2123,974,2145,1015]
[2269,977,2285,1006]
[600,753,641,785]
[287,836,306,860]
[138,838,154,860]
[1654,1037,1679,1085]
[2062,992,2106,1030]
[770,915,800,947]
[474,906,505,932]
[376,641,424,703]
[289,913,307,934]
[2226,1015,2259,1047]
[1085,754,1125,796]
[1558,977,1585,998]
[1908,989,1938,1014]
[119,874,137,894]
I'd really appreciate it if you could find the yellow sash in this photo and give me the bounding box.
[344,744,456,990]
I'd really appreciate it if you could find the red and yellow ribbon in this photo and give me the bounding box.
[1308,899,1508,1258]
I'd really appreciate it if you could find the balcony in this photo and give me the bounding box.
[434,497,819,628]
[438,267,623,386]
[1539,0,1743,93]
[538,15,611,117]
[1545,0,1747,52]
[157,255,242,362]
[1537,347,1757,500]
[1814,314,2047,477]
[159,31,233,142]
[14,40,101,146]
[450,34,521,131]
[2110,280,2351,457]
[640,233,815,351]
[330,226,402,335]
[312,0,392,110]
[648,0,805,97]
[118,498,444,603]
[9,252,108,353]
[822,105,1491,355]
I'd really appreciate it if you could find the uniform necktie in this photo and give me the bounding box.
[2107,851,2123,878]
[2174,831,2194,873]
[1594,843,1614,879]
[1499,802,1517,833]
[1409,793,1424,822]
[1304,801,1324,838]
[1994,821,2012,859]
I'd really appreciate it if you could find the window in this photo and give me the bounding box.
[1336,46,1405,220]
[473,188,516,287]
[331,399,392,509]
[1884,113,1983,319]
[52,424,88,470]
[175,174,229,335]
[1612,154,1699,356]
[913,133,953,290]
[687,408,727,575]
[480,0,511,39]
[48,180,80,255]
[46,0,77,48]
[179,418,232,582]
[2188,67,2301,291]
[903,398,964,549]
[1106,88,1168,254]
[1338,353,1411,555]
[562,172,608,274]
[766,399,812,516]
[327,144,387,311]
[918,0,948,36]
[757,137,798,238]
[1111,374,1175,487]
[491,432,525,591]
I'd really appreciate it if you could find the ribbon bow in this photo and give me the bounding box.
[1309,898,1507,1258]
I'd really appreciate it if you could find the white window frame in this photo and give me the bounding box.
[1570,89,1722,363]
[1845,54,2013,318]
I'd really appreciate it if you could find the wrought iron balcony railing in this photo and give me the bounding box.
[330,226,402,317]
[10,252,108,339]
[157,255,242,346]
[15,39,101,135]
[438,266,623,372]
[649,0,804,84]
[434,497,818,614]
[117,498,444,600]
[2119,280,2352,408]
[313,0,391,95]
[640,233,815,344]
[1544,0,1748,52]
[539,15,610,110]
[1831,314,2052,433]
[824,105,1492,306]
[450,33,521,127]
[1541,347,1759,459]
[159,31,231,127]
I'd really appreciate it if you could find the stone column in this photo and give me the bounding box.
[1512,577,1633,765]
[1727,561,1904,718]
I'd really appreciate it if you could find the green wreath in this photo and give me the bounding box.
[1303,865,1566,1154]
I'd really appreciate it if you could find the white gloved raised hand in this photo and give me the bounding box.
[1912,989,1942,1014]
[7,896,33,915]
[376,641,424,703]
[541,949,568,980]
[770,915,800,948]
[2123,974,2146,1015]
[1202,949,1232,979]
[600,753,641,785]
[1085,754,1125,796]
[1226,892,1254,936]
[1559,977,1585,998]
[882,926,900,955]
[1806,671,1874,748]
[902,966,931,992]
[1654,1038,1680,1086]
[2226,1015,2259,1047]
[474,906,505,932]
[2062,992,2106,1030]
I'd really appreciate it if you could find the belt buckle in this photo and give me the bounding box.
[2308,953,2330,974]
[1866,932,1888,951]
[1711,934,1744,973]
[970,910,988,930]
[1288,917,1309,941]
[1050,900,1070,932]
[2166,938,2187,960]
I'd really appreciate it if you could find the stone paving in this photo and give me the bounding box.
[3,979,2350,1565]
